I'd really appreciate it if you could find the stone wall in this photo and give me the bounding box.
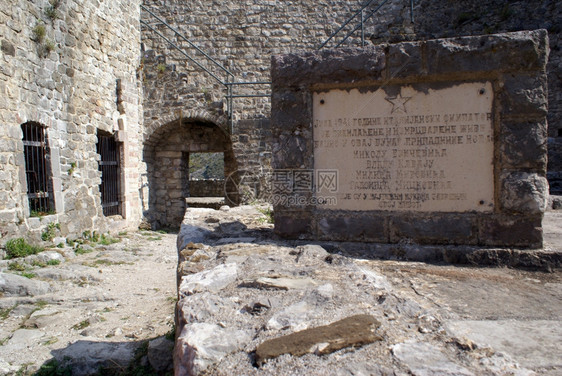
[271,30,549,248]
[0,0,143,244]
[139,0,561,200]
[139,0,373,216]
[189,180,225,198]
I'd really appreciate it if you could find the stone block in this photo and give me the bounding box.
[500,172,548,214]
[500,120,547,170]
[500,73,548,118]
[271,47,385,89]
[270,90,311,131]
[274,213,313,238]
[386,41,423,79]
[425,30,548,76]
[479,215,543,248]
[390,215,477,245]
[317,213,387,242]
[255,314,381,366]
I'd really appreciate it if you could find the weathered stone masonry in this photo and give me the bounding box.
[272,31,549,248]
[139,0,376,227]
[1,0,560,240]
[140,0,561,211]
[0,0,143,243]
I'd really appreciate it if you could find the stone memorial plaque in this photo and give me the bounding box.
[313,82,494,212]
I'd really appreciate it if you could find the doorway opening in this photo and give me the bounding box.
[143,118,237,228]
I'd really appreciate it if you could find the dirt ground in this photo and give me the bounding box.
[0,230,178,375]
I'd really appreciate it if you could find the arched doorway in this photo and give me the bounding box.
[143,118,237,229]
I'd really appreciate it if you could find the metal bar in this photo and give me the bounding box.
[140,20,226,86]
[361,9,365,47]
[318,0,378,49]
[225,81,272,86]
[229,94,271,98]
[226,75,233,133]
[140,5,233,77]
[335,0,390,48]
[22,140,44,147]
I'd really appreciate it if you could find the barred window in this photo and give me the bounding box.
[97,131,122,216]
[21,122,54,215]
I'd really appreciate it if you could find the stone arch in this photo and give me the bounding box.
[143,110,227,144]
[142,117,237,229]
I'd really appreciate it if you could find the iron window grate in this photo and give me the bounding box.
[21,122,53,214]
[97,132,121,216]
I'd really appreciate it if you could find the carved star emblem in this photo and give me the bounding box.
[385,93,411,114]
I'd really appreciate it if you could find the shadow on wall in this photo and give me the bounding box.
[142,118,238,230]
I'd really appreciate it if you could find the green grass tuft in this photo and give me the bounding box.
[5,238,44,259]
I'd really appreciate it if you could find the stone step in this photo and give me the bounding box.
[185,197,225,210]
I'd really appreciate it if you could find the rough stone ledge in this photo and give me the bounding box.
[175,207,561,375]
[317,242,562,272]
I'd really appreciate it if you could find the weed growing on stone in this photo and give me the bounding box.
[67,162,76,175]
[82,230,99,243]
[57,243,64,248]
[42,337,58,346]
[44,39,56,54]
[99,233,120,245]
[32,260,47,268]
[157,63,166,74]
[47,259,61,266]
[141,231,162,241]
[8,261,27,272]
[32,22,46,42]
[30,209,56,219]
[0,305,16,320]
[9,261,37,278]
[20,271,36,279]
[5,238,44,259]
[41,222,60,242]
[257,207,274,224]
[72,319,90,330]
[45,6,58,20]
[74,246,92,255]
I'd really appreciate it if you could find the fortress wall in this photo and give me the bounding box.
[140,0,561,197]
[0,0,143,243]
